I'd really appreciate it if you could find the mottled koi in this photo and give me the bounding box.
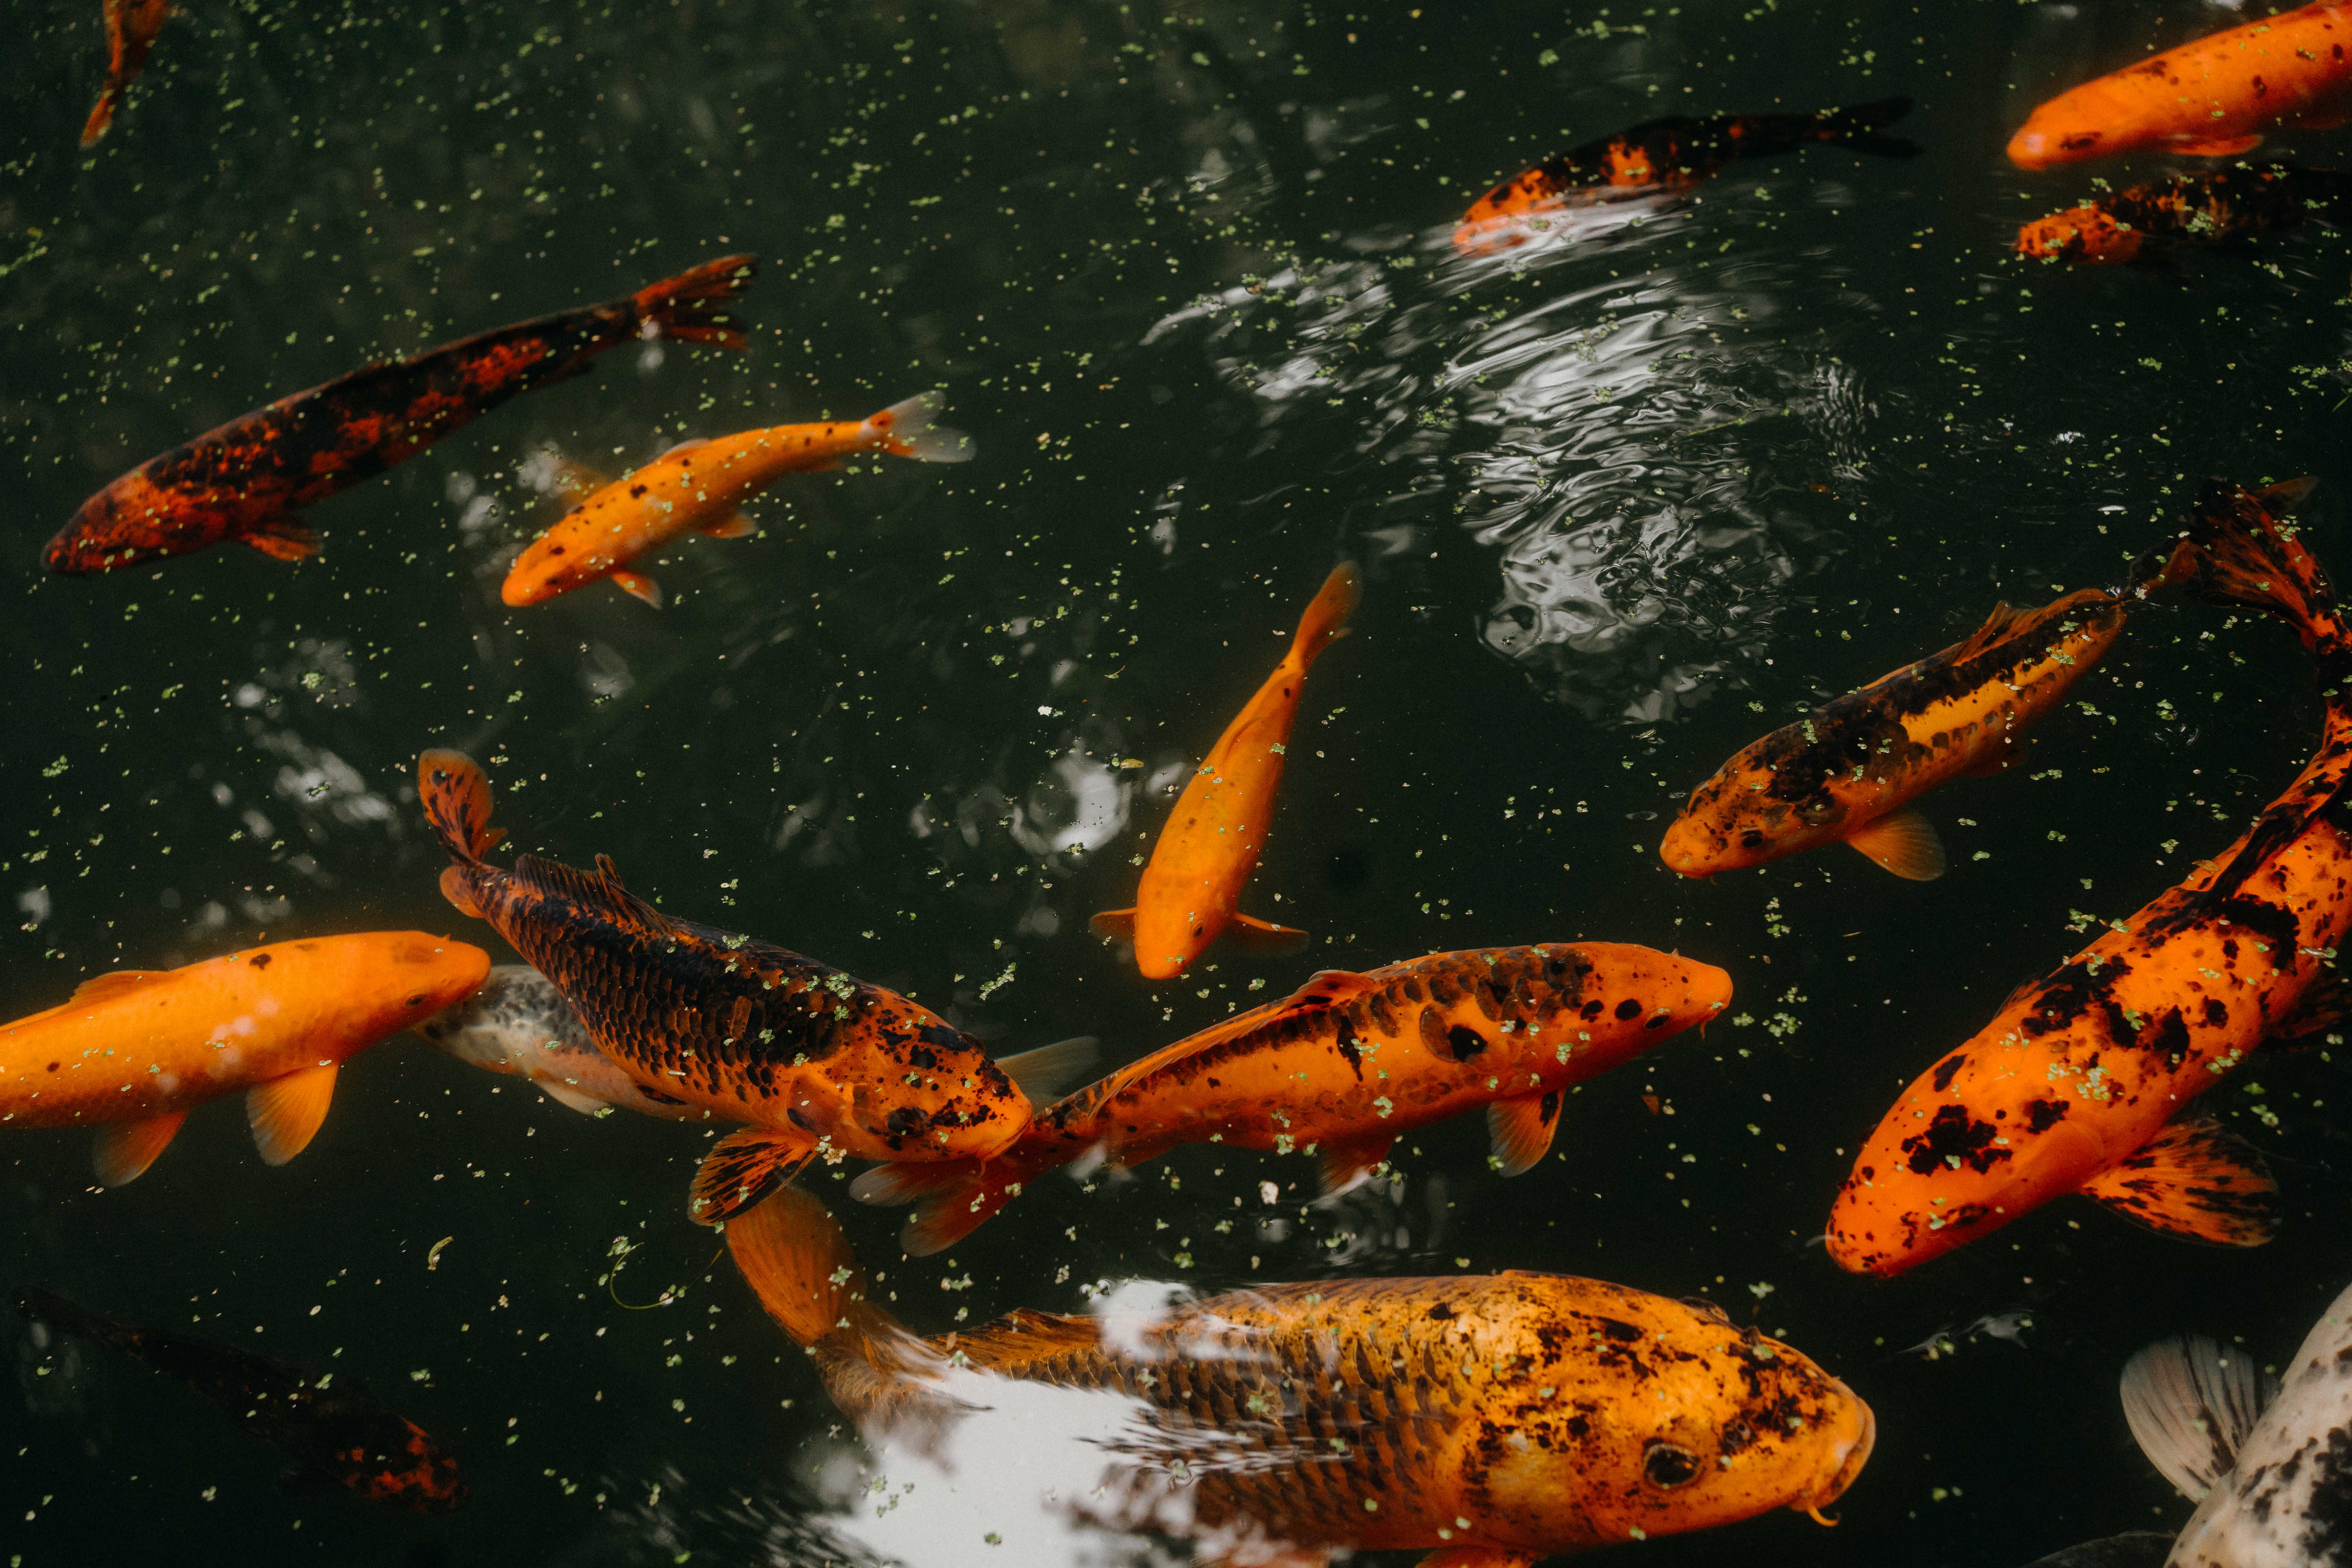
[2018,164,2352,264]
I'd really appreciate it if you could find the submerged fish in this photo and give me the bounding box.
[45,254,757,575]
[500,394,972,610]
[1455,98,1920,253]
[0,932,487,1184]
[732,1187,1875,1562]
[1661,528,2195,881]
[413,963,700,1121]
[1093,563,1359,980]
[417,749,1050,1222]
[2019,1536,2177,1568]
[13,1286,465,1511]
[2009,2,2352,169]
[2018,165,2352,264]
[80,0,170,148]
[2120,1283,2352,1566]
[1826,479,2346,1277]
[853,942,1730,1256]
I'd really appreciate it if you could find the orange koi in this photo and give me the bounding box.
[1456,99,1919,253]
[1826,479,2346,1276]
[80,0,171,148]
[852,942,1729,1256]
[2017,164,2352,263]
[2008,2,2352,170]
[499,393,971,610]
[1661,529,2194,881]
[45,255,756,575]
[0,932,488,1183]
[732,1187,1874,1562]
[1092,562,1360,980]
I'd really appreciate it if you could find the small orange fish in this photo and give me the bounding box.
[1456,99,1919,253]
[0,932,489,1183]
[1661,532,2194,881]
[732,1187,1874,1560]
[80,0,171,148]
[1827,479,2347,1277]
[2009,2,2352,169]
[2016,164,2352,264]
[854,942,1730,1256]
[499,393,971,610]
[1093,562,1360,980]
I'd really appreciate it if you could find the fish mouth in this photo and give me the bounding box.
[2006,130,2051,169]
[1799,1383,1876,1511]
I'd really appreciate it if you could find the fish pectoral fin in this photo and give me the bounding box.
[697,511,757,539]
[1226,913,1311,954]
[1316,1132,1395,1197]
[239,517,321,562]
[1408,1550,1536,1568]
[68,970,172,1005]
[2264,973,2352,1052]
[2256,477,2321,517]
[1965,737,2030,777]
[2293,104,2352,131]
[1089,908,1138,941]
[2119,1332,2267,1501]
[2168,133,2264,157]
[994,1037,1100,1102]
[1486,1090,1565,1178]
[1200,1551,1335,1568]
[1950,599,2029,660]
[689,1128,817,1226]
[94,1110,188,1186]
[2079,1116,2279,1248]
[608,569,664,609]
[247,1062,340,1167]
[534,1079,609,1115]
[1844,809,1947,881]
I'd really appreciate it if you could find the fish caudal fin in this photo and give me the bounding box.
[994,1037,1100,1103]
[2079,1116,2279,1248]
[1844,808,1946,881]
[725,1186,899,1350]
[2119,1333,2267,1501]
[847,1149,1046,1257]
[81,89,123,150]
[417,750,506,869]
[239,518,320,562]
[2175,478,2337,651]
[1291,561,1363,668]
[689,1127,816,1225]
[93,1110,186,1186]
[1816,96,1922,160]
[868,392,974,464]
[1487,1091,1565,1177]
[630,253,759,350]
[247,1063,339,1166]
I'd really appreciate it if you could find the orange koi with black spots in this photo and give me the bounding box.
[2017,164,2352,264]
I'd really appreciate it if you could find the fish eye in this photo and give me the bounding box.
[1642,1440,1701,1489]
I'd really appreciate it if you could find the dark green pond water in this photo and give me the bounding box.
[6,0,2352,1564]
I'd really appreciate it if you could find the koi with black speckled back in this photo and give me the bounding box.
[1827,478,2352,1277]
[44,254,756,575]
[1455,98,1920,253]
[2017,165,2352,264]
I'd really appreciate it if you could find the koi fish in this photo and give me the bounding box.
[80,0,170,148]
[1825,478,2345,1277]
[417,749,1061,1223]
[1455,98,1920,253]
[2009,2,2352,170]
[45,254,757,575]
[731,1187,1874,1562]
[2018,165,2352,264]
[1092,562,1359,980]
[413,963,701,1121]
[13,1286,466,1512]
[1661,529,2196,881]
[852,942,1730,1256]
[2120,1283,2352,1566]
[0,932,487,1183]
[2018,1537,2176,1568]
[500,394,971,610]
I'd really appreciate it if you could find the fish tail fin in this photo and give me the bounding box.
[1292,561,1364,668]
[417,750,507,894]
[2176,478,2338,652]
[11,1286,135,1356]
[866,392,975,464]
[631,253,759,350]
[1815,96,1922,160]
[80,88,121,149]
[847,1139,1060,1257]
[725,1187,901,1356]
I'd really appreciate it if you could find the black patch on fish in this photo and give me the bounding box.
[1930,1055,1967,1092]
[1597,1317,1643,1341]
[2205,998,2230,1028]
[1426,1303,1456,1321]
[1444,1025,1487,1061]
[2296,1426,2352,1562]
[1614,998,1642,1021]
[2025,1099,2068,1133]
[2141,1010,2193,1067]
[884,1107,928,1139]
[1901,1104,2010,1176]
[2020,956,2124,1038]
[2214,894,2301,963]
[1334,1022,1364,1079]
[250,953,272,969]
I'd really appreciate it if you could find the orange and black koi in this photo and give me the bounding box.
[1456,98,1920,252]
[13,1286,466,1512]
[2017,164,2352,264]
[81,0,170,148]
[1827,479,2352,1277]
[45,254,757,575]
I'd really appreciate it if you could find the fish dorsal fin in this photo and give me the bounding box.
[2079,1117,2279,1248]
[1845,808,1947,881]
[995,1037,1100,1102]
[93,1110,188,1186]
[1317,1131,1396,1197]
[2120,1333,2266,1500]
[247,1062,340,1166]
[1289,968,1382,1010]
[69,971,171,1006]
[1487,1091,1566,1178]
[1951,600,2031,663]
[2266,974,2352,1051]
[511,852,671,931]
[689,1127,816,1225]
